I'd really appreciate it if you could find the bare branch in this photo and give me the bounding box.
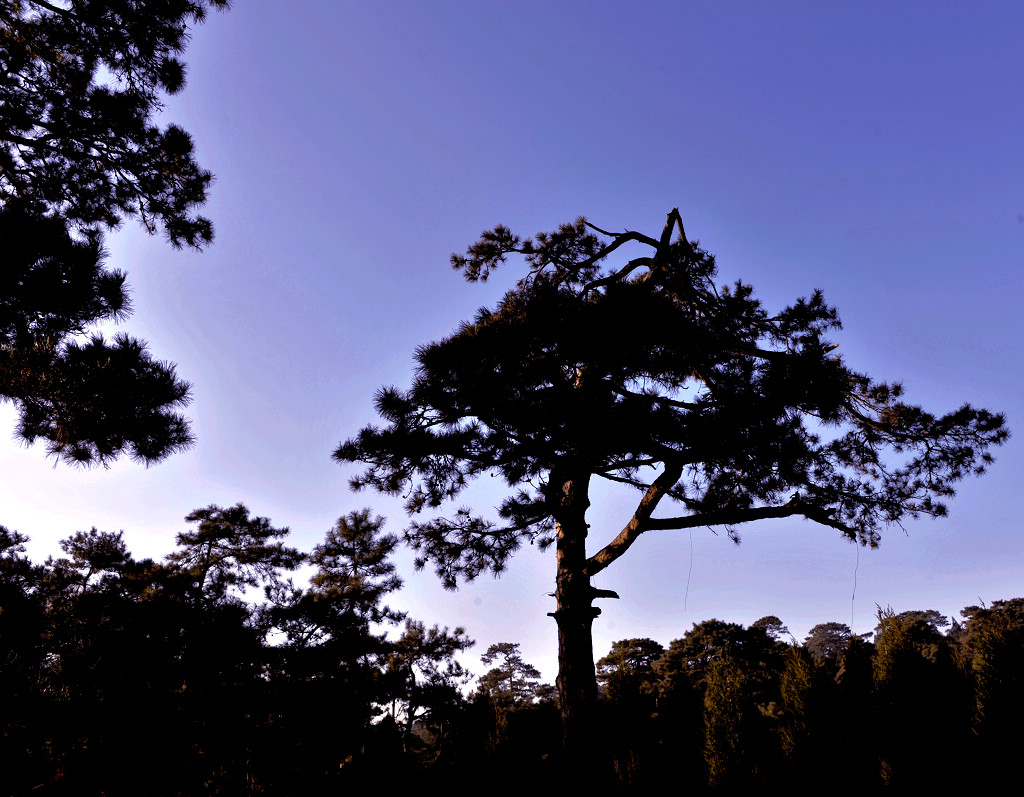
[585,462,683,576]
[581,256,655,295]
[611,384,697,410]
[644,501,854,535]
[582,220,620,237]
[587,491,855,577]
[572,230,659,273]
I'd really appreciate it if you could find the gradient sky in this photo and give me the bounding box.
[3,1,1022,681]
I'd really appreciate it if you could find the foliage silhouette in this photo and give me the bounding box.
[0,0,228,464]
[337,208,1007,761]
[957,598,1024,787]
[873,606,969,790]
[0,0,227,245]
[802,621,872,671]
[0,208,194,464]
[6,509,1024,795]
[477,641,543,706]
[596,637,663,704]
[167,502,302,605]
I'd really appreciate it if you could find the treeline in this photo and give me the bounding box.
[1,506,485,795]
[4,507,1023,795]
[477,605,1024,794]
[590,605,1024,793]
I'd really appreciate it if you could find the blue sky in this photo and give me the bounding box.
[2,1,1022,680]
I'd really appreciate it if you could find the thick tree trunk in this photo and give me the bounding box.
[548,471,604,772]
[554,535,598,759]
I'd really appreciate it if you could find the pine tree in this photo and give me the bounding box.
[0,208,194,464]
[703,648,749,790]
[957,599,1024,786]
[873,607,968,790]
[803,621,858,668]
[777,646,820,776]
[166,503,302,605]
[596,637,664,705]
[336,209,1007,764]
[0,0,228,464]
[0,0,227,245]
[308,509,405,626]
[596,638,665,789]
[260,511,409,787]
[384,619,474,756]
[477,642,543,706]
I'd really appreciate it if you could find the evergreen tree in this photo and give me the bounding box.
[703,648,751,791]
[957,598,1024,786]
[596,638,665,790]
[166,503,303,605]
[873,607,968,791]
[0,209,194,464]
[777,644,846,787]
[52,527,131,592]
[750,615,789,643]
[265,509,403,657]
[477,642,543,706]
[308,508,405,626]
[335,209,1007,763]
[258,513,409,789]
[0,526,46,794]
[656,620,748,693]
[31,527,264,794]
[777,646,814,762]
[0,0,228,464]
[596,637,664,704]
[5,511,487,793]
[468,642,560,784]
[383,619,474,756]
[802,621,869,672]
[830,635,879,791]
[0,0,226,244]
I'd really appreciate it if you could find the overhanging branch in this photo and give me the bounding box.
[643,502,852,534]
[585,461,683,577]
[582,257,654,295]
[586,495,854,577]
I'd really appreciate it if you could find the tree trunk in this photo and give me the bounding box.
[548,470,604,774]
[401,668,416,754]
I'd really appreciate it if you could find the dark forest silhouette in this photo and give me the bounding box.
[1,3,1017,794]
[3,518,1024,794]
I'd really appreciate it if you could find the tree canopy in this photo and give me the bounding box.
[1,206,194,464]
[803,621,861,666]
[0,0,227,465]
[339,209,1006,576]
[477,642,543,706]
[167,503,302,605]
[337,209,1007,758]
[0,0,227,246]
[11,504,1019,793]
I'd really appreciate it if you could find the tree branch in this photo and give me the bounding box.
[646,501,853,535]
[25,0,77,20]
[581,256,654,295]
[587,494,854,577]
[572,230,659,274]
[593,471,647,489]
[611,383,697,410]
[585,461,683,576]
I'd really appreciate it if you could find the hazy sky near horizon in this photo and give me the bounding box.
[2,1,1022,680]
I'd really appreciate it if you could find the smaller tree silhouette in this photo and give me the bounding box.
[477,642,543,706]
[167,503,302,605]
